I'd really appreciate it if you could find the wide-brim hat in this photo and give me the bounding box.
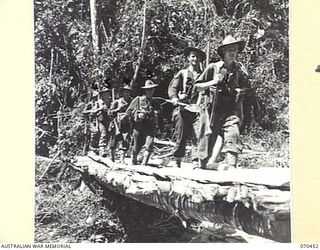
[92,90,99,97]
[183,47,206,61]
[121,84,132,91]
[217,35,246,58]
[141,79,158,89]
[98,86,111,93]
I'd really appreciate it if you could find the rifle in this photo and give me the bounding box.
[109,115,121,136]
[153,97,201,113]
[82,114,89,154]
[208,65,227,128]
[202,41,213,136]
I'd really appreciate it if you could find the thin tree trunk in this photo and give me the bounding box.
[206,41,210,67]
[131,1,147,89]
[48,48,54,85]
[39,150,61,180]
[90,0,100,54]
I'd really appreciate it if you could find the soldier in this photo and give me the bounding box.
[109,84,133,162]
[168,47,206,168]
[84,86,111,157]
[194,35,250,170]
[125,78,161,165]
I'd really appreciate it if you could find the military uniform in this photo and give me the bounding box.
[195,60,249,167]
[109,96,132,161]
[86,89,111,156]
[168,67,202,164]
[126,94,161,165]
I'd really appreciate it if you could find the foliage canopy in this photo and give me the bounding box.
[34,0,289,156]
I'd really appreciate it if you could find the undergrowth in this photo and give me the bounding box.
[240,126,289,169]
[34,157,127,243]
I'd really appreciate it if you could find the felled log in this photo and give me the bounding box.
[72,152,290,242]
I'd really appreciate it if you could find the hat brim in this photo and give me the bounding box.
[121,87,132,91]
[217,40,245,58]
[183,47,206,61]
[99,89,111,93]
[141,84,158,89]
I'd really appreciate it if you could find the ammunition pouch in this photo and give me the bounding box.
[134,110,153,122]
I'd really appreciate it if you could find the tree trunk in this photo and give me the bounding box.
[90,0,100,54]
[48,48,54,85]
[206,41,210,67]
[72,153,291,242]
[131,1,147,89]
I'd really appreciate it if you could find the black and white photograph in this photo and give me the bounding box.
[34,0,290,243]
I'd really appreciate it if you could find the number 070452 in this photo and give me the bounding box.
[300,244,319,249]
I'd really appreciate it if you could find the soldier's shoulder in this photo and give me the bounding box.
[235,61,248,76]
[97,99,104,105]
[151,99,161,108]
[204,61,223,71]
[211,61,224,68]
[117,97,126,102]
[132,96,141,102]
[128,96,139,104]
[112,98,120,103]
[173,69,185,78]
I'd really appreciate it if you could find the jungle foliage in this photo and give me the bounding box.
[34,0,289,156]
[34,0,289,242]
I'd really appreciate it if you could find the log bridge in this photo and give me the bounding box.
[72,152,291,243]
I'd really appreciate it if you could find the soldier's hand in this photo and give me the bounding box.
[138,113,146,119]
[214,73,225,83]
[235,88,245,102]
[235,88,245,96]
[178,93,187,100]
[214,68,227,84]
[171,97,179,106]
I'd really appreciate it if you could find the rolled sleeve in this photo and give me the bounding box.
[168,71,183,99]
[125,97,139,117]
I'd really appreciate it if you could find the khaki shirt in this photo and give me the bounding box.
[168,67,202,104]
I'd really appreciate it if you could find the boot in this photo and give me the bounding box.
[132,153,138,165]
[110,149,115,162]
[218,152,238,171]
[120,150,126,164]
[206,162,219,170]
[142,151,151,166]
[174,157,182,168]
[89,146,99,155]
[99,146,107,157]
[192,159,200,169]
[199,159,207,169]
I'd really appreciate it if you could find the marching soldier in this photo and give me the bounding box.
[109,84,133,162]
[84,85,111,157]
[125,77,161,165]
[194,35,251,170]
[168,47,206,168]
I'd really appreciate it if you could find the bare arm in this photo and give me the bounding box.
[109,100,121,114]
[194,79,219,92]
[194,65,226,92]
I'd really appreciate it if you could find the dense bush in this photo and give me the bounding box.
[34,0,289,155]
[34,1,289,241]
[35,157,127,242]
